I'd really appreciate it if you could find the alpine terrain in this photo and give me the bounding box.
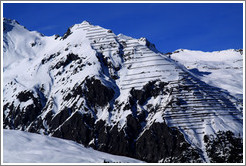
[3,129,144,163]
[3,18,243,163]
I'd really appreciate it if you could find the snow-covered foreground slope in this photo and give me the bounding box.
[169,49,243,100]
[3,18,243,163]
[3,129,144,163]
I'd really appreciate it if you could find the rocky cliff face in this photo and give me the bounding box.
[3,18,243,162]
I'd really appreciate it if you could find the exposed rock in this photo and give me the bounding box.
[17,90,33,102]
[53,53,79,69]
[49,107,72,130]
[52,111,95,145]
[83,77,115,107]
[4,91,43,130]
[204,130,243,163]
[130,80,169,105]
[62,27,72,40]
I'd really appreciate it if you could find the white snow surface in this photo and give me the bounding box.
[3,129,144,163]
[170,49,243,99]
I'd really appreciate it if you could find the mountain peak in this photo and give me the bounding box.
[81,20,91,25]
[3,17,23,33]
[3,17,20,25]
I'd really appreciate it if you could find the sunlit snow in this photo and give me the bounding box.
[3,129,144,163]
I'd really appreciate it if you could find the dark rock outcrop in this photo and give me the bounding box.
[62,27,72,40]
[130,80,169,105]
[135,122,201,162]
[4,90,43,130]
[83,77,115,107]
[52,111,95,145]
[204,130,243,163]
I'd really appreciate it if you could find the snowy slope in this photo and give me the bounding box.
[169,49,243,100]
[3,18,243,163]
[3,129,144,163]
[3,18,57,69]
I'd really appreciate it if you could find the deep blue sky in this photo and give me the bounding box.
[3,3,243,53]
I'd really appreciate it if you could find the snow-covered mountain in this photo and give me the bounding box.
[168,49,243,100]
[3,18,243,163]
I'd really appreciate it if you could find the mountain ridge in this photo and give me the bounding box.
[3,18,243,163]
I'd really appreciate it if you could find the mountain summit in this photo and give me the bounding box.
[3,18,243,163]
